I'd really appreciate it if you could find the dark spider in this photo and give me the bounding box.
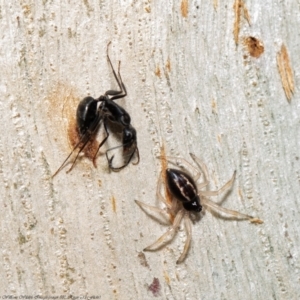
[136,153,262,264]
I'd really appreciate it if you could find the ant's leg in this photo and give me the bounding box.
[66,114,102,173]
[92,120,109,167]
[158,155,202,182]
[111,61,127,98]
[105,89,124,96]
[105,141,122,169]
[53,114,103,176]
[107,42,122,91]
[176,214,192,264]
[52,121,101,177]
[106,144,138,171]
[107,149,134,171]
[144,209,185,251]
[65,136,92,174]
[122,147,137,167]
[199,171,236,197]
[106,43,126,100]
[109,61,127,101]
[201,197,263,223]
[52,139,84,178]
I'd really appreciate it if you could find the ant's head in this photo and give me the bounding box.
[122,125,137,152]
[120,113,131,127]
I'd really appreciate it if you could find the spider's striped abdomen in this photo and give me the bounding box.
[166,168,202,212]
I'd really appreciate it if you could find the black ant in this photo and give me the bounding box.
[96,57,139,171]
[105,123,139,171]
[52,42,139,177]
[135,154,262,264]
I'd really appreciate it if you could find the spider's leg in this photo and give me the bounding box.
[176,213,192,264]
[201,197,263,223]
[189,153,210,183]
[197,181,209,190]
[199,171,236,197]
[135,200,170,224]
[144,209,184,251]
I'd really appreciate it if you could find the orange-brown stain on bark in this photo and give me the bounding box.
[111,195,116,213]
[250,218,264,224]
[277,44,295,102]
[47,82,100,167]
[155,65,161,78]
[165,58,171,73]
[181,0,188,18]
[238,188,243,199]
[211,99,218,114]
[160,144,174,222]
[243,36,264,58]
[213,0,218,10]
[233,0,251,45]
[164,271,170,285]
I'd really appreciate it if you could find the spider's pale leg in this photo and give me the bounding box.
[201,197,262,222]
[135,200,170,221]
[158,156,201,182]
[189,153,210,183]
[176,214,192,264]
[199,171,236,197]
[197,181,209,190]
[144,209,184,251]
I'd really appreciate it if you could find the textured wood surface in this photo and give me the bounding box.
[0,1,299,299]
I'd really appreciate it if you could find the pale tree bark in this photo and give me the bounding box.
[0,0,299,299]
